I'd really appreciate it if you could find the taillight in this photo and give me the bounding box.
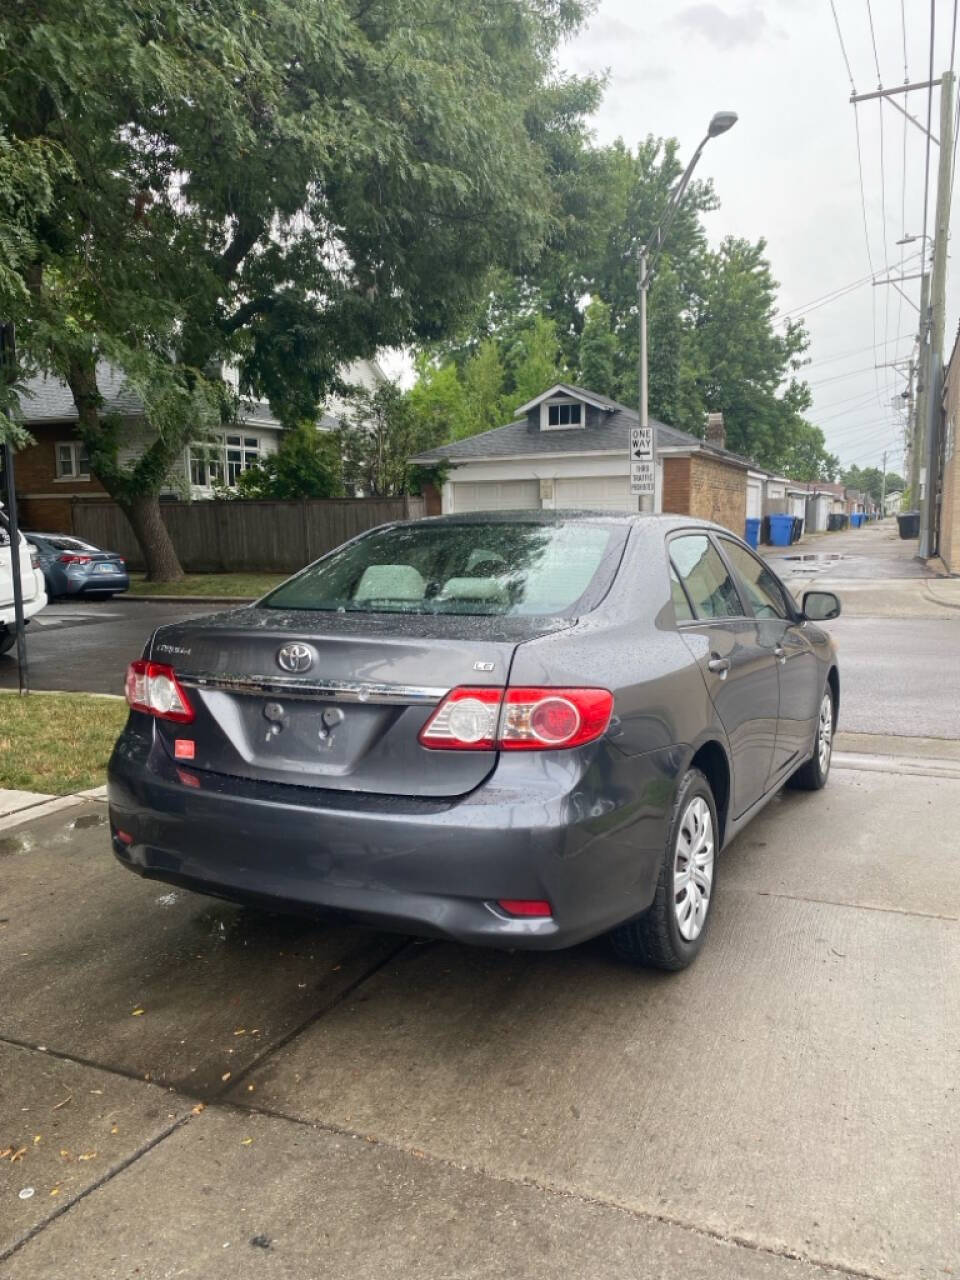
[419,687,613,751]
[59,553,92,565]
[124,660,195,723]
[418,686,502,750]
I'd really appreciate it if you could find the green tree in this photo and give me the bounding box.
[1,0,595,578]
[460,340,507,437]
[501,314,564,414]
[578,300,617,398]
[341,383,446,497]
[234,423,342,500]
[693,238,810,469]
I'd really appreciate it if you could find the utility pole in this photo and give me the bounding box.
[0,321,28,694]
[911,271,931,503]
[919,70,955,558]
[881,448,888,516]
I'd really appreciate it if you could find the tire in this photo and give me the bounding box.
[788,685,834,791]
[609,767,719,971]
[0,630,15,656]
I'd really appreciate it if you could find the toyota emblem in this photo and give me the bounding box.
[276,643,314,674]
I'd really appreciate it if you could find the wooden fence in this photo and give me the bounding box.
[71,496,426,573]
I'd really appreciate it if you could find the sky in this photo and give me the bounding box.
[553,0,960,476]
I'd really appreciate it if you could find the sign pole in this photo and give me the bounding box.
[634,249,656,512]
[0,322,28,694]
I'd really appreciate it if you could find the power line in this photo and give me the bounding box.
[776,250,921,324]
[901,0,908,81]
[921,0,936,252]
[865,0,881,85]
[829,0,857,90]
[801,331,914,370]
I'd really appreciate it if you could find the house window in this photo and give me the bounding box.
[545,401,582,428]
[188,434,261,489]
[56,441,91,480]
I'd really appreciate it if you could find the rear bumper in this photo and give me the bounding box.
[107,723,680,950]
[67,570,130,595]
[1,572,47,626]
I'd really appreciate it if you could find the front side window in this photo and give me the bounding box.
[719,539,790,620]
[669,534,743,620]
[263,521,626,617]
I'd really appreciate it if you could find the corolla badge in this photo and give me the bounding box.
[276,643,314,674]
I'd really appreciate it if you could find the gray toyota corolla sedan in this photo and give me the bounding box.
[108,513,840,970]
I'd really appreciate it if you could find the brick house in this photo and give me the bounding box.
[409,384,752,533]
[8,358,385,533]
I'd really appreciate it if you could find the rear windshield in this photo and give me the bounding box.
[262,521,625,617]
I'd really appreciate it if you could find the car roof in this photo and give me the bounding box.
[401,511,732,534]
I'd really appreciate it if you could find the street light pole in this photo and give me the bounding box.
[636,111,738,514]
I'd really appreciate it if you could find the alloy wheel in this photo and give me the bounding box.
[818,691,833,774]
[673,796,715,942]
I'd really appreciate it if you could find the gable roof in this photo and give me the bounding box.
[409,390,754,470]
[515,382,624,415]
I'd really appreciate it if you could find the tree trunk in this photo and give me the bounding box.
[119,494,184,583]
[65,354,186,583]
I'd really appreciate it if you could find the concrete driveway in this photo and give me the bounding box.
[1,750,958,1279]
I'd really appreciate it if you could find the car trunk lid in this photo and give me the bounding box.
[149,607,572,797]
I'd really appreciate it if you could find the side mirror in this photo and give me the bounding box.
[802,590,841,621]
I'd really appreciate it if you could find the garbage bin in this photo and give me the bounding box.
[897,510,920,539]
[768,513,795,547]
[790,516,803,543]
[744,517,761,549]
[851,512,863,528]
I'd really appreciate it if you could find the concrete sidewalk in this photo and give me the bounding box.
[1,740,958,1280]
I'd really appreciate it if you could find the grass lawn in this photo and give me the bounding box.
[0,692,129,795]
[128,572,286,598]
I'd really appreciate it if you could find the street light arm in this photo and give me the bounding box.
[639,132,711,287]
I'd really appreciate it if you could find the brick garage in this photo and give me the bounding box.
[662,454,747,533]
[6,422,111,532]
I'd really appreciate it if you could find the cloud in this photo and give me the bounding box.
[674,3,772,49]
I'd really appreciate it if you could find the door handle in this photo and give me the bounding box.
[774,646,787,664]
[707,656,731,678]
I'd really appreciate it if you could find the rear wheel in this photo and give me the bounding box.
[0,630,15,656]
[788,687,834,791]
[609,768,718,971]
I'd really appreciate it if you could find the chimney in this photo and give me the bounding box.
[705,412,726,450]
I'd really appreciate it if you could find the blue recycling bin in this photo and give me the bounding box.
[768,513,794,547]
[744,517,761,549]
[851,512,864,528]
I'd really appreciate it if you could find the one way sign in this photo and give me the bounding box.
[630,425,654,495]
[630,426,652,461]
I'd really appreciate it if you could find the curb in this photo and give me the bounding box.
[0,785,107,834]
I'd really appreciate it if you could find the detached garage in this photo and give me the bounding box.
[411,384,752,532]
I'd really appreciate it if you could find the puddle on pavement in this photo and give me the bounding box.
[192,903,323,950]
[782,553,849,563]
[74,812,107,830]
[0,833,35,857]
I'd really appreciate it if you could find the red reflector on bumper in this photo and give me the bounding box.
[174,739,195,760]
[115,829,134,846]
[496,899,553,918]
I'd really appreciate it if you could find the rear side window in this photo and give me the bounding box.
[669,564,694,621]
[719,538,790,620]
[263,521,626,617]
[670,534,743,620]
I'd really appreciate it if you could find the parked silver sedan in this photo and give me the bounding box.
[26,533,130,599]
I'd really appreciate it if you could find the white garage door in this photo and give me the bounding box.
[554,475,633,511]
[746,478,763,520]
[449,480,540,512]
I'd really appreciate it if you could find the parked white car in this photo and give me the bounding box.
[0,508,47,655]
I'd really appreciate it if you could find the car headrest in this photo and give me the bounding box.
[354,564,426,601]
